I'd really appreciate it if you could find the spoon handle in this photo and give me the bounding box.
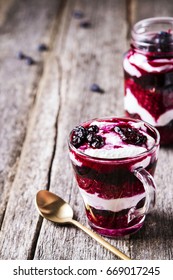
[71,219,131,260]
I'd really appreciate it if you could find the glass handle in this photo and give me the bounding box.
[128,167,156,223]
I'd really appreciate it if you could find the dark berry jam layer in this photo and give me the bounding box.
[86,204,144,230]
[125,71,173,119]
[88,216,145,237]
[73,161,157,199]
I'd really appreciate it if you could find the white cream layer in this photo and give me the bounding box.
[124,89,173,126]
[84,146,146,158]
[80,188,145,212]
[69,151,82,166]
[124,54,173,75]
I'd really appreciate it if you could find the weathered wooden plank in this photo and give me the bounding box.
[0,0,65,259]
[0,54,61,259]
[126,0,173,260]
[0,0,63,225]
[1,0,173,261]
[34,0,130,260]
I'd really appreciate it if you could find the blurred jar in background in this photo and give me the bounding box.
[123,17,173,145]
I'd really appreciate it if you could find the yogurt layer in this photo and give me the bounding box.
[124,52,173,75]
[80,188,145,212]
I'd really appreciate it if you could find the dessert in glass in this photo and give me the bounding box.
[123,17,173,145]
[68,117,160,237]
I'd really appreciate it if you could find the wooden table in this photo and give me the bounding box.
[0,0,173,260]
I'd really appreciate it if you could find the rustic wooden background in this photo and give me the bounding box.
[0,0,173,260]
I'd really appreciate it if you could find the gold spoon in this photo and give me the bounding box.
[35,190,131,260]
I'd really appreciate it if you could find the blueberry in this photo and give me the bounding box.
[38,43,48,52]
[114,126,147,146]
[72,10,84,19]
[158,31,171,39]
[87,125,99,133]
[90,83,105,94]
[72,134,85,148]
[86,132,95,143]
[73,125,87,138]
[71,126,87,147]
[25,56,35,65]
[155,31,172,52]
[71,125,103,148]
[79,20,91,28]
[17,51,26,60]
[90,135,105,149]
[114,126,122,134]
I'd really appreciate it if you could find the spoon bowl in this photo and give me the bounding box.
[36,190,73,223]
[36,190,131,260]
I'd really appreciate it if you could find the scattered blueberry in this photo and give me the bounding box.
[114,126,147,146]
[89,135,105,149]
[17,51,26,60]
[90,84,105,94]
[87,125,99,133]
[72,10,85,19]
[25,56,36,65]
[79,20,91,28]
[38,43,49,52]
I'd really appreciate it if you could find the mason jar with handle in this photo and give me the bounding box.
[68,117,160,237]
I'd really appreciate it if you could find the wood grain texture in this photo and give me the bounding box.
[0,0,173,260]
[0,0,65,259]
[127,0,173,260]
[34,0,129,260]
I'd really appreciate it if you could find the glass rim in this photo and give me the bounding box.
[68,116,160,162]
[131,17,173,51]
[132,16,173,35]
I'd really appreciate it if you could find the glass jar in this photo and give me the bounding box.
[123,17,173,145]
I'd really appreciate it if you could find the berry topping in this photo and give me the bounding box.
[87,132,95,143]
[90,83,105,93]
[114,126,147,146]
[89,135,105,149]
[155,31,172,52]
[87,125,99,133]
[86,132,95,143]
[157,31,172,43]
[72,134,84,148]
[72,126,87,148]
[73,125,87,138]
[71,124,105,149]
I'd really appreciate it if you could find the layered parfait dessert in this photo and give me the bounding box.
[68,117,159,237]
[123,17,173,145]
